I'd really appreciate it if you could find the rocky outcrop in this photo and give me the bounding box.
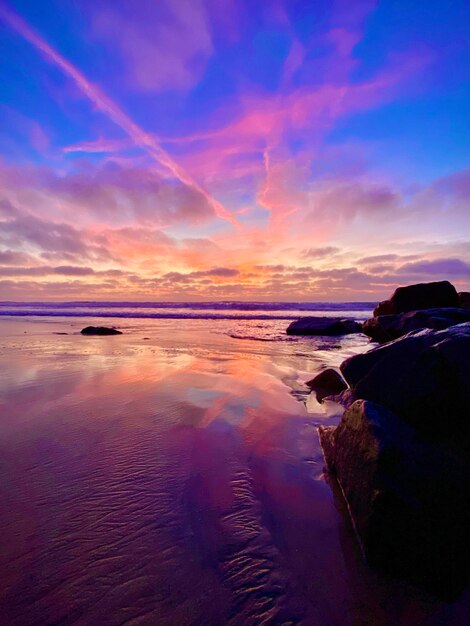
[373,280,459,316]
[362,307,470,342]
[286,317,361,336]
[365,281,470,341]
[320,400,470,599]
[319,319,470,597]
[81,326,122,335]
[341,323,470,440]
[306,368,347,402]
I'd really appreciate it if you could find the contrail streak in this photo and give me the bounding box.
[0,3,237,226]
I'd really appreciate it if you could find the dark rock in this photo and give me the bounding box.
[328,388,356,408]
[373,299,395,317]
[306,368,347,402]
[286,317,362,336]
[341,323,470,441]
[362,307,470,342]
[459,292,470,308]
[319,400,470,599]
[80,326,122,335]
[373,281,459,316]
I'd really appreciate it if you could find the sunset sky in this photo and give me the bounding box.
[1,0,469,301]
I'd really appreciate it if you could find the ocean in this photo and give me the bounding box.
[0,300,374,319]
[0,300,373,342]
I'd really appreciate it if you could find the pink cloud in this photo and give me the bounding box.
[0,157,218,229]
[0,249,36,265]
[161,46,433,201]
[63,137,130,154]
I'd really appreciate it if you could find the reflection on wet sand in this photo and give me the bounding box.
[0,318,468,625]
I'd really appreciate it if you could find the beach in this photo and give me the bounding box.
[2,0,469,621]
[1,307,469,625]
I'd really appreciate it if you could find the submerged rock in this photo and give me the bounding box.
[286,317,361,336]
[362,307,470,342]
[373,280,459,317]
[306,368,347,402]
[80,326,122,335]
[319,400,470,599]
[341,322,470,440]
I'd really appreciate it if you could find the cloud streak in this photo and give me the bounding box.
[0,2,237,226]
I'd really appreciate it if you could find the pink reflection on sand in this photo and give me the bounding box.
[0,319,468,624]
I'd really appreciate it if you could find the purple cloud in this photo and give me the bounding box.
[398,258,470,277]
[0,249,35,265]
[88,0,214,93]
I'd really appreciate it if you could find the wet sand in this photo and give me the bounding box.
[0,317,468,625]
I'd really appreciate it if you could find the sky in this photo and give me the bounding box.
[0,0,470,301]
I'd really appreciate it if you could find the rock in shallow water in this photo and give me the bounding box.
[286,317,362,336]
[319,400,470,599]
[80,326,122,335]
[306,368,347,402]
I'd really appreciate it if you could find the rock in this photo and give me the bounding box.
[319,400,470,599]
[373,281,459,316]
[459,292,470,308]
[328,388,356,408]
[306,368,347,402]
[80,326,122,335]
[341,323,470,440]
[373,300,395,316]
[362,307,470,342]
[286,317,362,336]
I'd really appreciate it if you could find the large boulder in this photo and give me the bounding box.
[373,280,459,317]
[340,323,470,441]
[362,307,470,342]
[81,326,122,335]
[319,400,470,599]
[286,317,362,336]
[306,368,347,402]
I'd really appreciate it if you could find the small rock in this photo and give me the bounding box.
[80,326,122,335]
[306,368,347,402]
